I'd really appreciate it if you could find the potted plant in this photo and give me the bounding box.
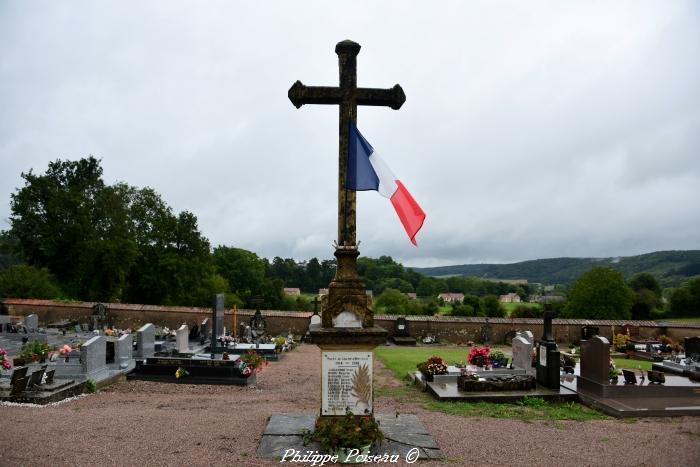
[609,360,620,384]
[239,350,267,377]
[16,340,52,365]
[304,411,384,463]
[489,350,508,368]
[416,356,447,382]
[468,346,491,368]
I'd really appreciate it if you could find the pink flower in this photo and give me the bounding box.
[2,360,11,370]
[0,348,6,356]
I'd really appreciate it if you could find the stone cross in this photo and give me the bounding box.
[288,39,405,247]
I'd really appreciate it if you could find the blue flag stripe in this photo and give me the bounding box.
[347,123,380,191]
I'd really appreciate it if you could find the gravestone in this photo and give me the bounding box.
[250,309,267,338]
[92,303,108,331]
[176,325,189,353]
[27,365,48,388]
[115,333,132,369]
[135,323,155,360]
[10,376,30,396]
[395,317,409,337]
[521,330,534,344]
[81,335,108,380]
[212,294,224,342]
[536,309,561,389]
[581,325,599,341]
[511,333,534,374]
[10,366,29,386]
[25,314,39,332]
[392,317,416,346]
[201,318,211,340]
[685,336,700,358]
[580,336,610,384]
[622,369,638,385]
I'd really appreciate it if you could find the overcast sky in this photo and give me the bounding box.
[1,1,699,267]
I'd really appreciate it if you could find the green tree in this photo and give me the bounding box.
[668,277,700,317]
[0,264,63,299]
[565,267,632,320]
[629,273,662,297]
[10,157,106,297]
[374,288,409,314]
[481,295,505,317]
[213,246,266,300]
[462,294,484,315]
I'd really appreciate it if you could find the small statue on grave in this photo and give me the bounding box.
[250,310,266,338]
[244,325,253,343]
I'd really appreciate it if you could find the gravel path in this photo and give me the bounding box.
[1,344,699,466]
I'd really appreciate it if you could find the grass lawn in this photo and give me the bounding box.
[502,301,542,315]
[375,345,510,379]
[374,346,608,422]
[612,357,652,371]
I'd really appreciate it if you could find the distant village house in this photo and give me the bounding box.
[283,288,301,296]
[499,292,521,303]
[438,292,464,303]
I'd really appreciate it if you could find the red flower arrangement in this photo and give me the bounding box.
[468,346,490,367]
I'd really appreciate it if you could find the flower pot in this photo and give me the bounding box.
[333,444,371,464]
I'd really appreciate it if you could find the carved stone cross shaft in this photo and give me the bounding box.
[288,40,405,247]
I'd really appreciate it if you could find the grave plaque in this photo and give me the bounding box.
[321,351,373,415]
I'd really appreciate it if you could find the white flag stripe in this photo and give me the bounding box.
[368,151,398,199]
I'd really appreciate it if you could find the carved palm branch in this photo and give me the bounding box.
[351,363,371,406]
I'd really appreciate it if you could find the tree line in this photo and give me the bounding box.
[1,157,698,319]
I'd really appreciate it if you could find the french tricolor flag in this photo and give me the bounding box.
[347,123,426,246]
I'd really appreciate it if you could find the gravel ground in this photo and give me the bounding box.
[1,344,699,466]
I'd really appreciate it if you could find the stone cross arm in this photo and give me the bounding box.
[288,81,406,110]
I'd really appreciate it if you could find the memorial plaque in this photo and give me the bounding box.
[321,351,373,416]
[539,344,547,367]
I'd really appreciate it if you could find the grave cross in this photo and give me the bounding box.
[288,40,405,246]
[311,296,321,314]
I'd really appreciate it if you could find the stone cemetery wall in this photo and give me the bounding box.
[3,298,699,343]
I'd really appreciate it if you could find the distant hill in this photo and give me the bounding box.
[411,250,700,287]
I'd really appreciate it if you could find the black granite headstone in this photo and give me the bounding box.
[685,336,700,358]
[536,310,560,389]
[395,317,409,337]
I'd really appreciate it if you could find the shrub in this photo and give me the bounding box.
[84,379,97,393]
[0,264,62,299]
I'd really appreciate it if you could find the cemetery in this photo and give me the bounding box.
[2,3,700,463]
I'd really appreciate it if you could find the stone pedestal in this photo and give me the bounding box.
[311,246,388,418]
